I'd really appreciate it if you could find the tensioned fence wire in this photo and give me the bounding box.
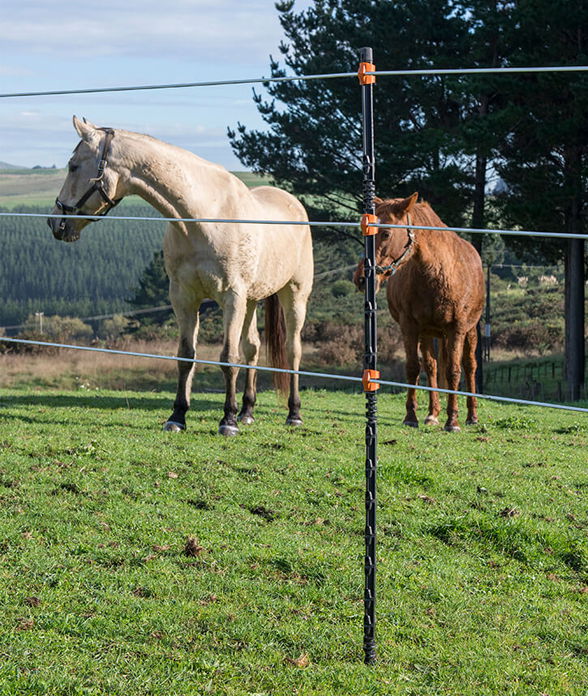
[2,63,587,414]
[1,336,587,414]
[2,212,588,241]
[2,213,586,412]
[0,64,587,99]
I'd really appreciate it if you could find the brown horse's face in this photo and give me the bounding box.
[353,193,419,292]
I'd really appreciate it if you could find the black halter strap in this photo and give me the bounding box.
[375,213,416,277]
[55,128,122,225]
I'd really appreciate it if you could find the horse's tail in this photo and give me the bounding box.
[437,337,448,389]
[265,294,290,395]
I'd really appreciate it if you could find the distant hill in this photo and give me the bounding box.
[0,169,269,209]
[0,161,25,170]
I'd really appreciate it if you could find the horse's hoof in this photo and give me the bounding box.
[465,418,478,426]
[424,416,439,426]
[444,424,461,433]
[403,420,419,428]
[163,421,185,432]
[238,415,255,425]
[286,417,303,427]
[218,424,239,436]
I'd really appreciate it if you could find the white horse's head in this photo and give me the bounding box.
[48,116,124,242]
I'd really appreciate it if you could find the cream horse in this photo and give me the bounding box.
[48,117,313,435]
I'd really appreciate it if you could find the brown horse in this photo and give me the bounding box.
[354,193,484,432]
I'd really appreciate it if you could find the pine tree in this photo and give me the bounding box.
[230,0,586,399]
[228,0,473,228]
[492,0,588,399]
[127,250,172,325]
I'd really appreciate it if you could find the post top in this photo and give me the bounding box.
[359,47,373,62]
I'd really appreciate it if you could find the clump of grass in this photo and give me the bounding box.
[493,414,537,429]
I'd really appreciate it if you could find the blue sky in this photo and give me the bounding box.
[0,0,311,169]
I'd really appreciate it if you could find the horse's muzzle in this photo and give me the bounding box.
[353,264,366,292]
[47,216,80,243]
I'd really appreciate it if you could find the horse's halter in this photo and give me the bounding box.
[374,212,415,277]
[55,127,122,231]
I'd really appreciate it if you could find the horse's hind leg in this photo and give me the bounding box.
[421,337,441,426]
[164,286,200,432]
[463,326,479,425]
[238,300,260,425]
[219,293,247,436]
[279,284,309,426]
[444,330,466,432]
[401,323,420,427]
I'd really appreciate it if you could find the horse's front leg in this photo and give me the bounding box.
[401,323,420,427]
[164,286,200,432]
[238,300,260,425]
[444,330,466,432]
[219,293,247,436]
[420,337,441,426]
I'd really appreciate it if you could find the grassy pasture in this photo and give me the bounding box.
[0,385,587,695]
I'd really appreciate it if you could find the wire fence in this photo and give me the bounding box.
[1,64,587,99]
[1,60,586,419]
[2,50,587,668]
[2,211,588,241]
[1,336,586,414]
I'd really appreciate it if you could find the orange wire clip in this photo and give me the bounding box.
[362,369,381,392]
[358,62,376,85]
[361,213,378,236]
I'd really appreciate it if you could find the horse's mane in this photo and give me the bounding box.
[120,129,229,172]
[375,198,447,229]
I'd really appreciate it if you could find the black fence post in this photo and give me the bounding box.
[359,46,378,665]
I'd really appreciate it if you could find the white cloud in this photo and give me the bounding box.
[0,1,314,168]
[0,109,244,169]
[0,0,289,63]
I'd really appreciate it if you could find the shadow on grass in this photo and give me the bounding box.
[0,392,221,413]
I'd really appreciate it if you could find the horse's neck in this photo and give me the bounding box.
[117,133,229,222]
[411,205,447,258]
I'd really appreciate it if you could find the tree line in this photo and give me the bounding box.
[0,204,165,328]
[228,0,587,399]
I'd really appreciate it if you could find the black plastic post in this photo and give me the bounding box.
[360,46,377,665]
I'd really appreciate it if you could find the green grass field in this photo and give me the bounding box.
[0,386,587,695]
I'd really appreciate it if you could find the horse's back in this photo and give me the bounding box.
[250,185,313,289]
[250,185,309,223]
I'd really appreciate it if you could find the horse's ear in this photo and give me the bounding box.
[373,196,383,205]
[400,192,419,213]
[72,115,99,143]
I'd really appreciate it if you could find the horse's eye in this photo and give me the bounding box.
[380,230,391,240]
[68,163,79,173]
